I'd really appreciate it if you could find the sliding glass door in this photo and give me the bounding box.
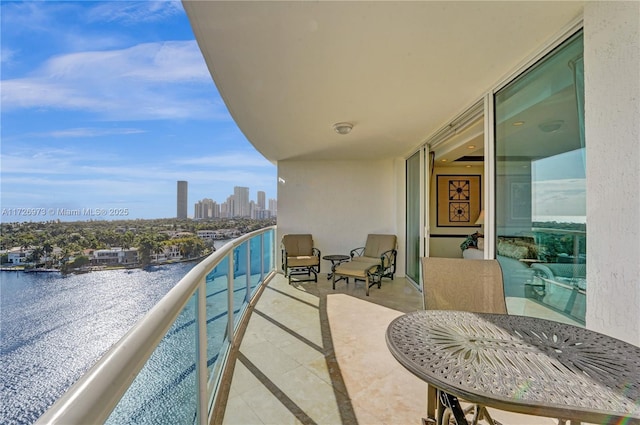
[495,30,585,325]
[406,150,422,285]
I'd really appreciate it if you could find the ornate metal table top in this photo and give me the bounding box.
[386,310,640,423]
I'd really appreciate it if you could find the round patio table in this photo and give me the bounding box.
[322,254,350,279]
[386,310,640,425]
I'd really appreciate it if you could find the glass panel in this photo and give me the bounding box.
[232,242,248,328]
[206,256,230,377]
[495,31,585,325]
[406,150,422,284]
[264,229,274,272]
[249,235,262,296]
[106,296,198,424]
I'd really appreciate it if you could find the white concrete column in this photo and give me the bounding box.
[584,1,640,345]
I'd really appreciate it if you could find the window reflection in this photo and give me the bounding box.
[495,31,585,325]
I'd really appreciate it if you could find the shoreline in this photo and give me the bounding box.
[1,238,234,275]
[0,253,211,275]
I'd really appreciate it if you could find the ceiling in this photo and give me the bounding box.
[183,1,584,163]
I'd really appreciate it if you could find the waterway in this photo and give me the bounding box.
[0,242,235,425]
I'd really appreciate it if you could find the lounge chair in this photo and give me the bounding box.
[281,234,321,284]
[332,234,397,296]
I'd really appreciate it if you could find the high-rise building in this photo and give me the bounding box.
[177,181,188,219]
[257,191,266,210]
[221,201,230,218]
[268,198,277,217]
[194,198,217,219]
[233,186,250,217]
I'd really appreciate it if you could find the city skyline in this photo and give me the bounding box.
[193,185,276,220]
[0,1,277,223]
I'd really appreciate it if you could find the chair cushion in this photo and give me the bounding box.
[363,234,396,258]
[351,256,381,266]
[282,234,314,256]
[287,255,319,267]
[334,260,378,278]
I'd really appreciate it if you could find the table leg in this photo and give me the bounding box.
[425,384,436,423]
[328,260,348,283]
[327,260,336,279]
[438,390,469,425]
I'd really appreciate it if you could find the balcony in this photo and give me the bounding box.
[218,272,588,425]
[38,224,591,424]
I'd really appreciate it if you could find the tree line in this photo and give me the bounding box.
[0,217,276,268]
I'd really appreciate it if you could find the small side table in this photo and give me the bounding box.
[322,254,350,280]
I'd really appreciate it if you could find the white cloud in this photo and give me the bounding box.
[1,47,17,65]
[173,153,274,168]
[1,41,226,121]
[48,128,147,138]
[87,1,184,24]
[532,178,586,216]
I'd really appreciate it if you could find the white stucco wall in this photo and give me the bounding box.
[584,1,640,345]
[277,159,405,277]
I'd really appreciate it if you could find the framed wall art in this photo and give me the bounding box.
[436,175,482,227]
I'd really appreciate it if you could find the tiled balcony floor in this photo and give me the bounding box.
[218,273,582,424]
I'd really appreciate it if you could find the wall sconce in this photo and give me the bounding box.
[475,210,485,225]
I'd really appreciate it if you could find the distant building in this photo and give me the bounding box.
[268,198,277,217]
[189,186,275,219]
[197,229,241,242]
[233,186,250,217]
[92,248,138,265]
[7,248,31,264]
[196,229,239,242]
[257,191,266,210]
[221,200,230,218]
[194,198,219,220]
[177,181,188,219]
[151,245,182,263]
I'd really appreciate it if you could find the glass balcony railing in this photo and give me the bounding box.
[36,226,276,425]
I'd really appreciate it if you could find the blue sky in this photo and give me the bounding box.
[0,1,277,222]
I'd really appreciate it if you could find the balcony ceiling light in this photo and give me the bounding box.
[333,122,353,135]
[538,120,564,133]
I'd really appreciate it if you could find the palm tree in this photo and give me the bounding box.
[42,242,54,267]
[28,246,44,266]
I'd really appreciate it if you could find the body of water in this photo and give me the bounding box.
[1,260,203,424]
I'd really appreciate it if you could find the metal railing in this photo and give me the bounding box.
[36,226,276,425]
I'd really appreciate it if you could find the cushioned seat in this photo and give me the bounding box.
[332,234,397,296]
[281,234,320,284]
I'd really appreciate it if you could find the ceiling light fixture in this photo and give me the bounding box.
[512,121,525,126]
[538,120,564,133]
[333,122,353,135]
[467,145,476,149]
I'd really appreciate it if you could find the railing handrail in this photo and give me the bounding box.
[36,225,276,425]
[531,226,586,235]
